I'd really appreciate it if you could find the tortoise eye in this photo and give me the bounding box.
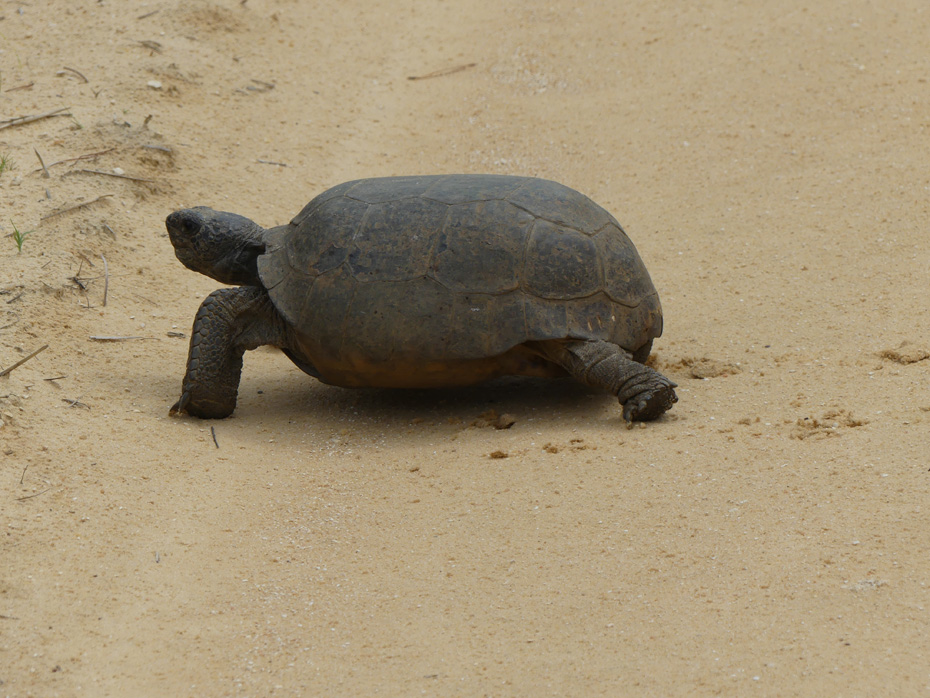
[181,216,202,238]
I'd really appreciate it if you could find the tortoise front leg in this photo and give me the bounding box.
[533,339,678,423]
[171,286,282,419]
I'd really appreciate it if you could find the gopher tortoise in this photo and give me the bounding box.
[166,174,677,422]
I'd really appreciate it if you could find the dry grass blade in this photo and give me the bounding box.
[16,488,51,501]
[0,345,49,378]
[39,147,118,171]
[408,63,477,81]
[40,194,114,221]
[248,79,275,92]
[34,148,50,178]
[69,168,154,183]
[62,398,90,409]
[138,40,163,53]
[0,107,72,131]
[58,66,89,83]
[101,255,109,306]
[89,335,156,341]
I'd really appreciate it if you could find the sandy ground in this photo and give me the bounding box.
[2,0,929,695]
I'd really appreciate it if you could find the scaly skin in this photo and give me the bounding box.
[170,286,288,419]
[532,339,677,424]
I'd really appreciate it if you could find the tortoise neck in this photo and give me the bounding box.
[212,224,266,286]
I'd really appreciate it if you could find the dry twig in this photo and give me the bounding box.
[0,345,49,378]
[0,107,72,131]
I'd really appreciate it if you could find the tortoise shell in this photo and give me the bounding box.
[256,174,662,387]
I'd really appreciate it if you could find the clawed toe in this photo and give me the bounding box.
[171,392,236,419]
[169,391,190,416]
[620,383,678,424]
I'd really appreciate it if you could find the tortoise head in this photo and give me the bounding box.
[166,207,266,286]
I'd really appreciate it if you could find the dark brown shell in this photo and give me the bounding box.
[257,175,662,366]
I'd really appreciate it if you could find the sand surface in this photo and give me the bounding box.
[2,1,930,695]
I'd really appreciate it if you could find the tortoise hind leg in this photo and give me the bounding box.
[171,286,288,419]
[531,339,677,423]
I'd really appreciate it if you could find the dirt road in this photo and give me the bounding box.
[2,1,929,695]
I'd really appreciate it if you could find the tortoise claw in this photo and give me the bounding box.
[622,401,640,426]
[169,391,190,417]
